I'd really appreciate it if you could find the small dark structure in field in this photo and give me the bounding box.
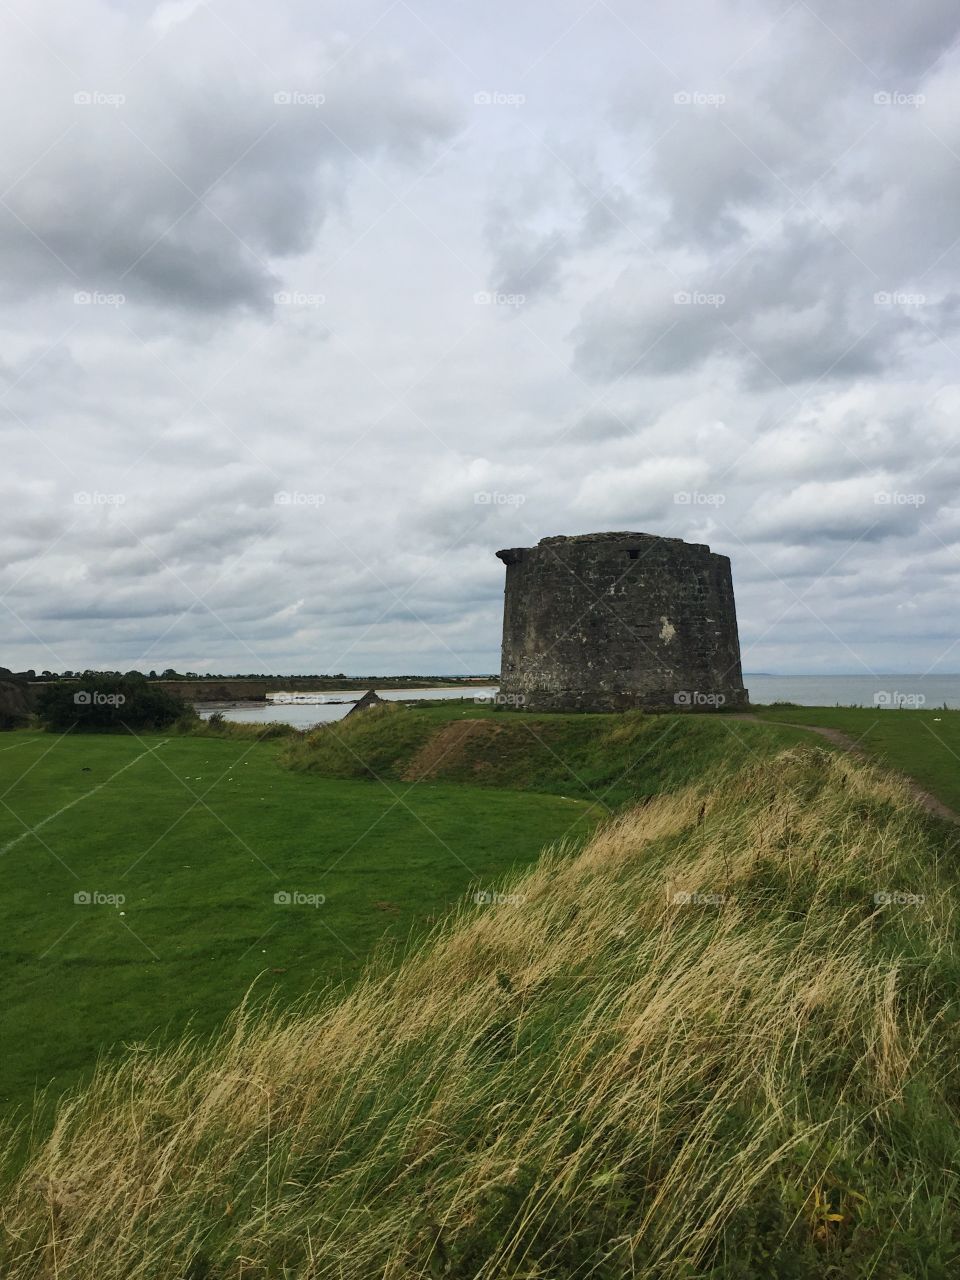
[495,532,748,713]
[345,688,384,717]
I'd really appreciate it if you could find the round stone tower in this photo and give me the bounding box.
[495,532,748,712]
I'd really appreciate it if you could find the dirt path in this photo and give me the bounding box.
[402,719,504,782]
[732,713,960,824]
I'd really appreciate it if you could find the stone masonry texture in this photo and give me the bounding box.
[495,532,748,712]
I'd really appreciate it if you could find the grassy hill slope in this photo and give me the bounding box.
[281,703,814,813]
[3,743,958,1278]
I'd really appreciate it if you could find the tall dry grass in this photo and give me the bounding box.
[1,744,958,1278]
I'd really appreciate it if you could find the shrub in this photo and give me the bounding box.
[35,676,195,733]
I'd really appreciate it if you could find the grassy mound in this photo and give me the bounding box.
[2,745,958,1277]
[281,704,812,811]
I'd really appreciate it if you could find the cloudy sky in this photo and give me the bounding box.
[2,0,959,677]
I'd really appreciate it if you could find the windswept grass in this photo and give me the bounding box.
[754,704,960,813]
[2,744,958,1277]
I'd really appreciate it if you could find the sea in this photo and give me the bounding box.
[199,675,960,726]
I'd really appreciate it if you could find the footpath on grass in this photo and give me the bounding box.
[743,706,960,824]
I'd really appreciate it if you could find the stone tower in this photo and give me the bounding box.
[495,532,748,712]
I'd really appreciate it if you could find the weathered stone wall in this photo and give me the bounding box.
[496,532,748,712]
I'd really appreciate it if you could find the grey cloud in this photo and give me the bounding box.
[0,4,459,314]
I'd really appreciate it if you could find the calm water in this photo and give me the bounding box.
[198,675,960,726]
[199,686,499,727]
[744,674,960,709]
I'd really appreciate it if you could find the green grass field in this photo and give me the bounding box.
[0,707,814,1120]
[753,705,960,812]
[0,729,596,1115]
[1,702,941,1132]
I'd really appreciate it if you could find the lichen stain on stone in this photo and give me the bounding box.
[659,617,676,643]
